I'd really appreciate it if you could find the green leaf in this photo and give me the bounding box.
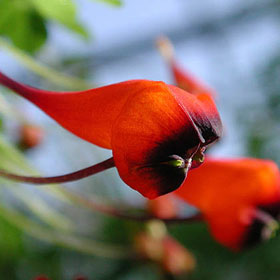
[29,0,88,38]
[0,0,47,53]
[93,0,122,6]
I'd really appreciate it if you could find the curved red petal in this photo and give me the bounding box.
[171,60,215,99]
[168,85,222,144]
[112,84,221,199]
[156,36,215,98]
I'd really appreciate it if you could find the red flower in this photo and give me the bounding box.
[135,224,196,274]
[147,195,178,219]
[0,71,222,198]
[175,157,280,250]
[157,36,215,98]
[18,123,44,149]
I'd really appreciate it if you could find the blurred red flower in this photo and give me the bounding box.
[175,157,280,250]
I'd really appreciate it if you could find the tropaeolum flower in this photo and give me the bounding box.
[175,157,280,250]
[0,68,222,199]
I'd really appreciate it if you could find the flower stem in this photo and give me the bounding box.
[0,157,115,184]
[56,186,203,224]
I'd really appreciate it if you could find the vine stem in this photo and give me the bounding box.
[0,155,202,224]
[57,185,203,224]
[0,157,115,184]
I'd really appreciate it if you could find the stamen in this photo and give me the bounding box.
[0,157,115,184]
[162,155,186,168]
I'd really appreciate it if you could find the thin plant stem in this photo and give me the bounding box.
[0,135,202,224]
[56,186,203,224]
[0,157,115,184]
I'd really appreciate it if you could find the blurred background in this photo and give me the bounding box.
[1,0,280,279]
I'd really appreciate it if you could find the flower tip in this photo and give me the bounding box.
[156,36,174,63]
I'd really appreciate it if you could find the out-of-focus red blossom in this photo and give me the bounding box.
[135,231,163,261]
[19,123,44,149]
[0,69,222,199]
[157,36,216,99]
[175,157,280,250]
[135,225,195,274]
[162,236,196,275]
[147,196,178,219]
[33,276,50,280]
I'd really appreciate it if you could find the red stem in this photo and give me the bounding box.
[0,157,115,184]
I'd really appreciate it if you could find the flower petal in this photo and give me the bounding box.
[157,36,215,98]
[0,72,156,148]
[175,158,280,249]
[112,83,221,198]
[167,85,222,145]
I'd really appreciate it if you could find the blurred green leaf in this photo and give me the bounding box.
[29,0,88,38]
[0,0,47,53]
[93,0,122,7]
[0,0,89,53]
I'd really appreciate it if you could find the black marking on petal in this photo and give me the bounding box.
[242,202,280,248]
[141,124,201,196]
[137,106,220,197]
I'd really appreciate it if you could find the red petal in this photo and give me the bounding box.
[167,85,222,145]
[175,158,280,249]
[157,36,215,98]
[112,83,221,198]
[0,72,155,149]
[170,61,215,98]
